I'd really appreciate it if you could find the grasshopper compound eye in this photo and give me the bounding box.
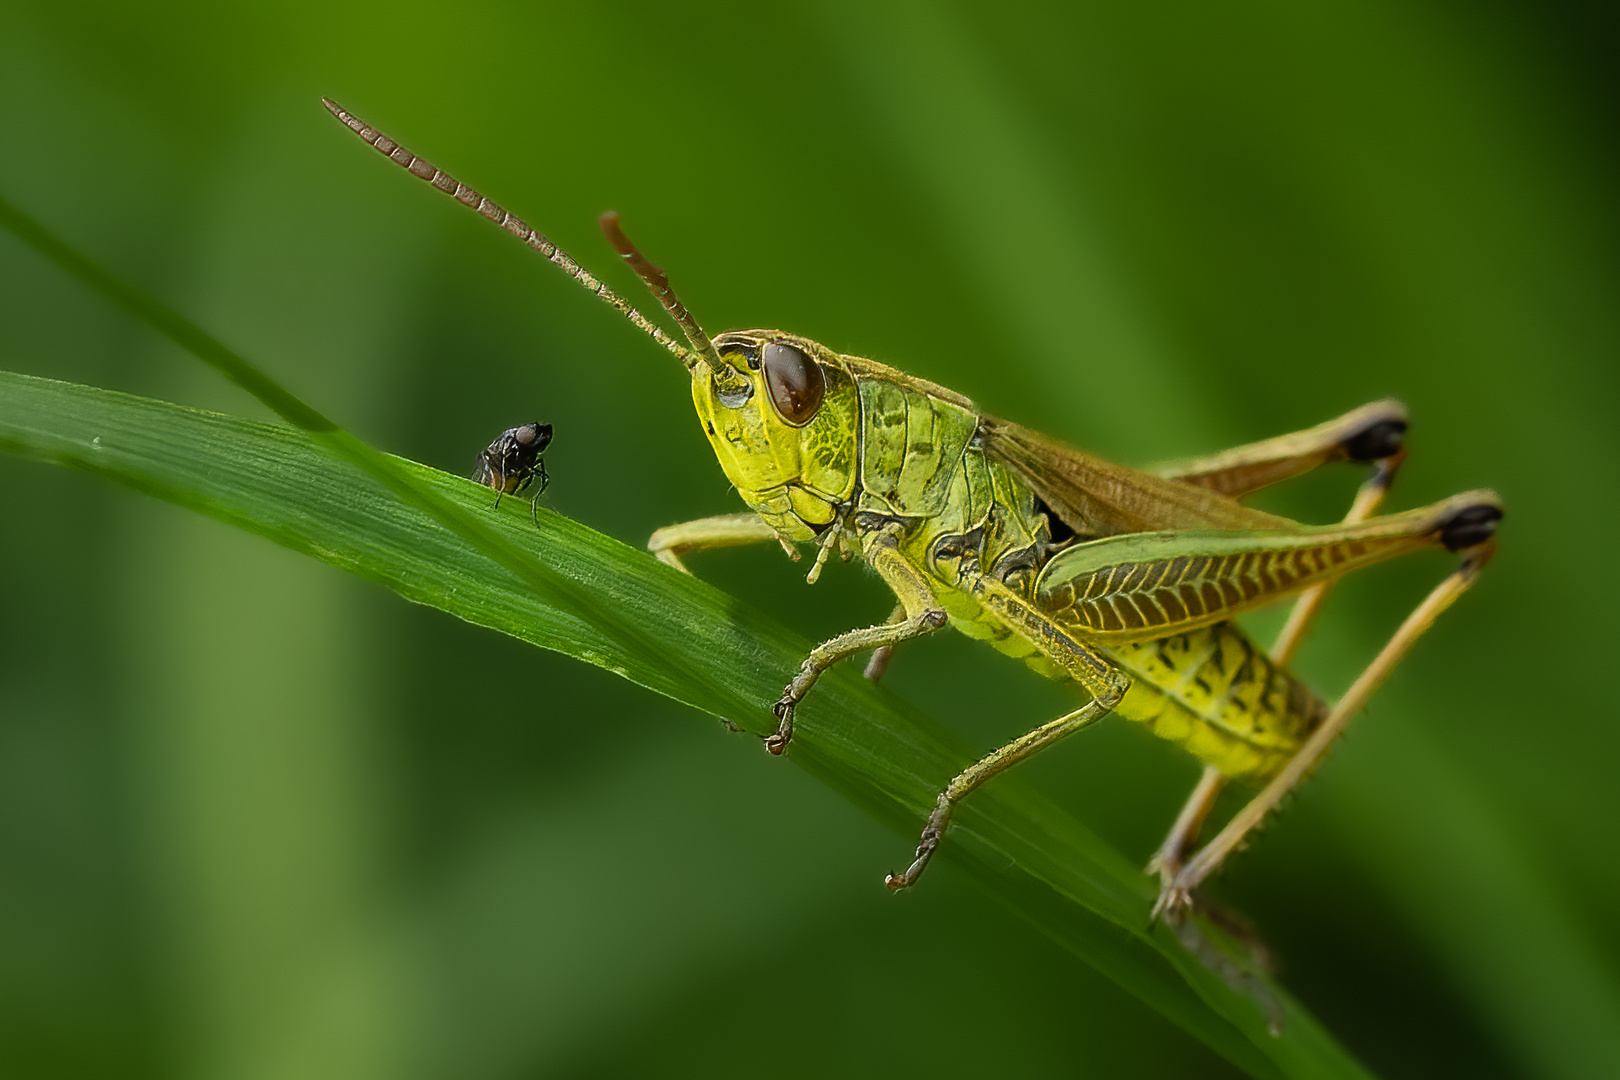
[763,341,825,426]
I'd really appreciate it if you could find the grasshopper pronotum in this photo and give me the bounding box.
[326,101,1502,920]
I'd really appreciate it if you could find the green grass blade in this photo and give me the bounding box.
[0,187,1369,1077]
[0,369,1374,1079]
[0,191,667,690]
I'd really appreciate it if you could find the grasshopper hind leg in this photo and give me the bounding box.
[1149,428,1408,909]
[1155,508,1501,921]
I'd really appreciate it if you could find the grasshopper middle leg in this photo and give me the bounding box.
[769,606,947,754]
[886,572,1132,890]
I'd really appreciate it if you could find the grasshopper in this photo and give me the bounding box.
[325,101,1502,919]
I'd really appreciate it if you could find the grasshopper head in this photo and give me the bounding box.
[596,215,858,541]
[693,331,859,540]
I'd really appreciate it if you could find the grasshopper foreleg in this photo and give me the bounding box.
[886,572,1132,890]
[647,513,786,573]
[769,530,947,754]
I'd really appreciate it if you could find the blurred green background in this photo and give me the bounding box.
[2,1,1617,1077]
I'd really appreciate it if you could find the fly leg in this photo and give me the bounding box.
[1148,450,1407,899]
[527,459,550,528]
[647,512,791,573]
[489,460,509,511]
[1155,523,1499,920]
[770,528,947,754]
[886,573,1131,890]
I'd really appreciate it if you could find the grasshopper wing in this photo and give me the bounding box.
[981,418,1297,539]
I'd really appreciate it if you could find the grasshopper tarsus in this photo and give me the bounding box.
[885,834,939,892]
[886,797,953,890]
[1149,886,1194,927]
[766,701,794,755]
[655,550,692,574]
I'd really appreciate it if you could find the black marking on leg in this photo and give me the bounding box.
[1344,418,1407,462]
[1440,504,1503,552]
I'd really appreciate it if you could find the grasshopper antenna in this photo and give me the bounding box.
[596,212,748,394]
[322,98,736,383]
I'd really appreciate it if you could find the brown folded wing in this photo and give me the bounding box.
[981,417,1299,539]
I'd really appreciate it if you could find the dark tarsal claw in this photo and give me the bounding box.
[885,827,942,891]
[766,699,794,755]
[1150,886,1194,926]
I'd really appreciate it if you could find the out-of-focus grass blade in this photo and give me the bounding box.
[0,369,1373,1080]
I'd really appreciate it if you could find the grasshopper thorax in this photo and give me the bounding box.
[694,330,860,541]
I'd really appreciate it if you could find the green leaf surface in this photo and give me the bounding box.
[0,369,1373,1079]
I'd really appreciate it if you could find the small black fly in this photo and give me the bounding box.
[474,421,553,525]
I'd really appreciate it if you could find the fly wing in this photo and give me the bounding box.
[980,417,1299,537]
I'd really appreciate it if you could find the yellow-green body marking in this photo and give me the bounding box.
[699,331,1323,786]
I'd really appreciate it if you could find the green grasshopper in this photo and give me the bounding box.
[326,101,1502,919]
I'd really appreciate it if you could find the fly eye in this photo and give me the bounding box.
[763,341,825,426]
